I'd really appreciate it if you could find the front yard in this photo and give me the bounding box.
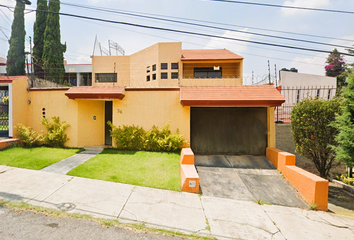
[0,147,82,170]
[68,149,181,191]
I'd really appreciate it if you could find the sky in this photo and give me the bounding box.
[1,0,354,85]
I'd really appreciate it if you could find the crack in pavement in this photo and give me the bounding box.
[117,186,135,219]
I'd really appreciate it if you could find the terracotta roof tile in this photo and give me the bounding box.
[180,85,285,107]
[65,86,125,100]
[181,49,243,61]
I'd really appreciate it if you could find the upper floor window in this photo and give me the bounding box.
[146,66,150,73]
[146,75,150,82]
[171,72,178,79]
[95,73,117,83]
[194,67,222,78]
[152,73,156,80]
[171,63,179,70]
[152,64,156,71]
[161,72,168,79]
[161,63,168,70]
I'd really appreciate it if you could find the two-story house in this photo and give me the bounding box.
[3,42,284,156]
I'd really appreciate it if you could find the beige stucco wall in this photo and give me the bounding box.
[112,90,190,147]
[11,77,30,136]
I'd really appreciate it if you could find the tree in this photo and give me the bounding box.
[33,0,47,79]
[332,73,354,178]
[6,0,26,76]
[325,49,346,89]
[42,0,66,84]
[291,97,340,178]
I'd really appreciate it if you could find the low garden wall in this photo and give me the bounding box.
[180,148,199,193]
[266,147,329,211]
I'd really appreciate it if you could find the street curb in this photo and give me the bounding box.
[330,179,354,196]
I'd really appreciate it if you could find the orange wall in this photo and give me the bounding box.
[77,100,105,147]
[28,90,79,147]
[11,77,30,136]
[112,90,190,147]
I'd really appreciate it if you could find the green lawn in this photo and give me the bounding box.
[0,147,82,170]
[68,149,181,191]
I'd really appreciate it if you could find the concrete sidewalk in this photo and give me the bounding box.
[0,165,353,240]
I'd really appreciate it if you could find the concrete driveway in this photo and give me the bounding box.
[195,155,308,208]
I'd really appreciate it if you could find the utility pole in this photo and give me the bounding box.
[274,64,277,87]
[268,60,271,85]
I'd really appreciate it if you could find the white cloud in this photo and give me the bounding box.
[204,29,251,55]
[281,0,331,16]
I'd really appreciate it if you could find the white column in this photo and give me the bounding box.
[76,73,80,86]
[8,83,13,137]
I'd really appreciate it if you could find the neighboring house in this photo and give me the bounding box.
[0,42,285,156]
[275,70,337,122]
[0,59,92,86]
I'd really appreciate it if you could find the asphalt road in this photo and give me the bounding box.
[0,207,185,240]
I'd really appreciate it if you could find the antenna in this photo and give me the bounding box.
[108,39,125,56]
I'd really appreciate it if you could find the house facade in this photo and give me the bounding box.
[1,42,284,156]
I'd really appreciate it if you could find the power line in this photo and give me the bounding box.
[1,4,352,57]
[58,2,354,50]
[204,0,354,15]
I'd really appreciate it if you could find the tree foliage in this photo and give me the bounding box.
[325,48,346,89]
[332,73,354,177]
[42,0,66,84]
[6,0,26,76]
[33,0,47,79]
[290,97,340,178]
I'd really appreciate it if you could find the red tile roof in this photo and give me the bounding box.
[181,49,243,61]
[180,85,285,107]
[65,86,125,100]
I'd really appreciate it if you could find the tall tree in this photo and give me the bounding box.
[6,0,26,76]
[33,0,47,79]
[325,48,346,89]
[42,0,66,83]
[332,73,354,178]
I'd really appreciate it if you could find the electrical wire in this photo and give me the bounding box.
[203,0,354,15]
[57,2,354,50]
[1,4,351,57]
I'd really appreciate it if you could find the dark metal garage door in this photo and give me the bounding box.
[191,107,267,155]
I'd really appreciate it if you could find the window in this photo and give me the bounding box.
[171,72,178,79]
[152,73,156,80]
[95,73,117,83]
[297,90,300,103]
[317,89,320,98]
[194,67,222,78]
[161,72,168,79]
[152,64,156,71]
[146,66,150,73]
[171,63,179,70]
[327,89,331,100]
[146,75,150,82]
[161,63,168,70]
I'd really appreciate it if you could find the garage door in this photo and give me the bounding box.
[191,107,267,155]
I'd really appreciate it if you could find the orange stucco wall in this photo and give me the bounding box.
[266,147,328,211]
[11,77,30,136]
[112,90,190,147]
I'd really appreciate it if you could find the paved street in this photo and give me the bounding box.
[1,165,354,239]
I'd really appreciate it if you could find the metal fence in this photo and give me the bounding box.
[0,89,9,135]
[275,86,337,123]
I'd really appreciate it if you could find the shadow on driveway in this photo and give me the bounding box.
[195,155,308,208]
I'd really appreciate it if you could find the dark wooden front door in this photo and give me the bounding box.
[191,107,267,155]
[105,101,113,145]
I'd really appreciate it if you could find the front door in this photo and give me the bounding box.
[0,87,9,138]
[105,101,113,145]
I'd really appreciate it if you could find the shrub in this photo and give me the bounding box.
[109,121,186,152]
[290,97,340,178]
[108,122,145,150]
[16,124,43,148]
[41,116,70,147]
[337,174,354,186]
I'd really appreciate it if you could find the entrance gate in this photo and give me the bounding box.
[0,88,9,137]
